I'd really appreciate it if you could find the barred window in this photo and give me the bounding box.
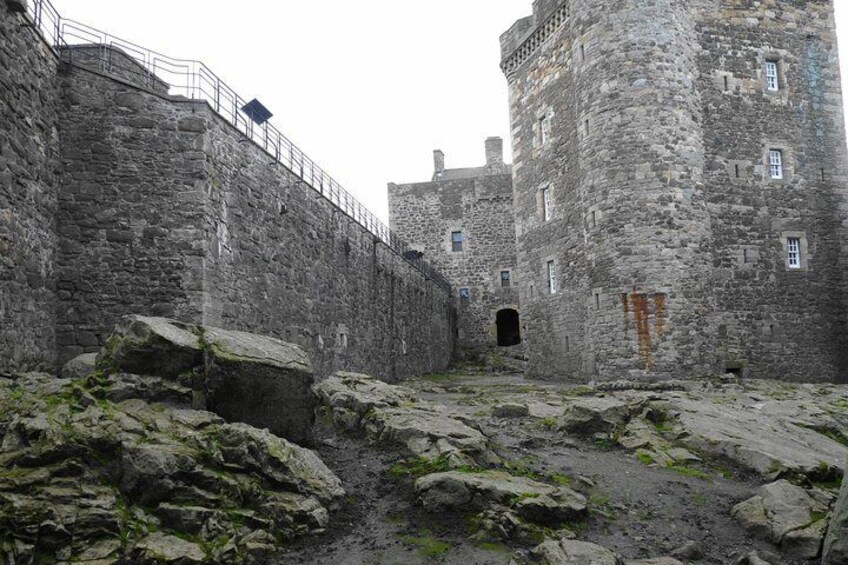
[766,61,779,92]
[769,150,784,180]
[547,261,558,294]
[787,238,801,269]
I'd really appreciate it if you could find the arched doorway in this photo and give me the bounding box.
[496,309,521,347]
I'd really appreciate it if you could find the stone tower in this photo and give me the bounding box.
[501,0,848,382]
[389,139,520,355]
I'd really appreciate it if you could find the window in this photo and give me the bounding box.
[451,231,463,252]
[769,150,784,180]
[542,187,552,222]
[547,261,557,294]
[584,119,590,136]
[580,44,585,62]
[459,288,470,304]
[500,271,511,288]
[766,61,779,92]
[787,237,801,269]
[539,115,551,146]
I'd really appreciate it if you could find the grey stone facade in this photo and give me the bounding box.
[0,1,59,372]
[0,2,455,380]
[389,139,520,354]
[502,0,848,382]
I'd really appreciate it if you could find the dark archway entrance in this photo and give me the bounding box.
[496,309,521,347]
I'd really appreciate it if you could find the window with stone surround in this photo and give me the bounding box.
[547,260,558,294]
[769,150,784,180]
[451,231,463,252]
[501,271,511,288]
[538,114,552,146]
[459,287,470,304]
[787,237,801,270]
[542,186,553,221]
[766,61,779,92]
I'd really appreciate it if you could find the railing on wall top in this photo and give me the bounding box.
[24,0,453,294]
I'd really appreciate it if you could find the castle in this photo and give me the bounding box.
[392,0,848,383]
[3,0,848,383]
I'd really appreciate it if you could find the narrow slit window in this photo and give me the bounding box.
[500,271,511,288]
[735,164,740,178]
[766,61,779,92]
[724,75,729,91]
[451,231,463,252]
[580,44,585,62]
[547,261,558,294]
[769,150,784,180]
[539,115,551,146]
[595,293,600,310]
[787,237,801,269]
[542,187,552,222]
[591,210,597,228]
[584,119,590,136]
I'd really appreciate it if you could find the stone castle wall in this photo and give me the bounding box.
[0,1,60,372]
[0,3,455,380]
[202,116,455,380]
[389,142,519,354]
[502,0,848,382]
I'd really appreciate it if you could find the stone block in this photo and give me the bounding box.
[203,326,316,445]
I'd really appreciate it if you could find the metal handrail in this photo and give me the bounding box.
[23,0,453,294]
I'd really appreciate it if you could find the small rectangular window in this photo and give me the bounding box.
[539,115,551,146]
[500,271,511,288]
[769,150,783,180]
[580,44,585,62]
[451,231,463,252]
[459,288,470,304]
[787,237,801,269]
[542,187,552,222]
[766,61,779,92]
[547,260,558,294]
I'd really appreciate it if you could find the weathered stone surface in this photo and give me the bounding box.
[203,326,315,445]
[559,397,641,435]
[316,372,498,466]
[732,480,829,559]
[60,352,98,379]
[493,403,530,419]
[623,559,683,565]
[96,316,202,378]
[823,464,848,565]
[0,372,343,563]
[532,538,621,565]
[415,471,586,525]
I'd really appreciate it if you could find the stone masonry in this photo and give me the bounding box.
[501,0,848,382]
[389,139,519,354]
[0,0,455,380]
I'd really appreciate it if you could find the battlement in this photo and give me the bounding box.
[500,0,569,76]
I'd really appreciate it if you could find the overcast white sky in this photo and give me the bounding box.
[49,0,848,223]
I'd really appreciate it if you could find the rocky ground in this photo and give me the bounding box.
[285,366,848,565]
[2,319,847,564]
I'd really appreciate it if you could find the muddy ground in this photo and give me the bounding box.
[277,369,830,565]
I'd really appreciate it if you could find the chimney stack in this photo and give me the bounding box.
[485,137,504,168]
[433,149,445,176]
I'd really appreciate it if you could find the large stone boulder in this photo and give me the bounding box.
[559,397,641,436]
[731,480,830,560]
[532,538,621,565]
[97,315,204,378]
[415,471,587,525]
[95,316,316,444]
[60,352,98,379]
[0,372,343,564]
[823,465,848,565]
[203,327,316,445]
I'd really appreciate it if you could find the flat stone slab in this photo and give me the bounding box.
[415,471,586,525]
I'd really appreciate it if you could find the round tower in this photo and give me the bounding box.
[504,0,720,380]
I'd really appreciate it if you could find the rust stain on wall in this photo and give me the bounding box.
[654,293,667,336]
[631,292,653,370]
